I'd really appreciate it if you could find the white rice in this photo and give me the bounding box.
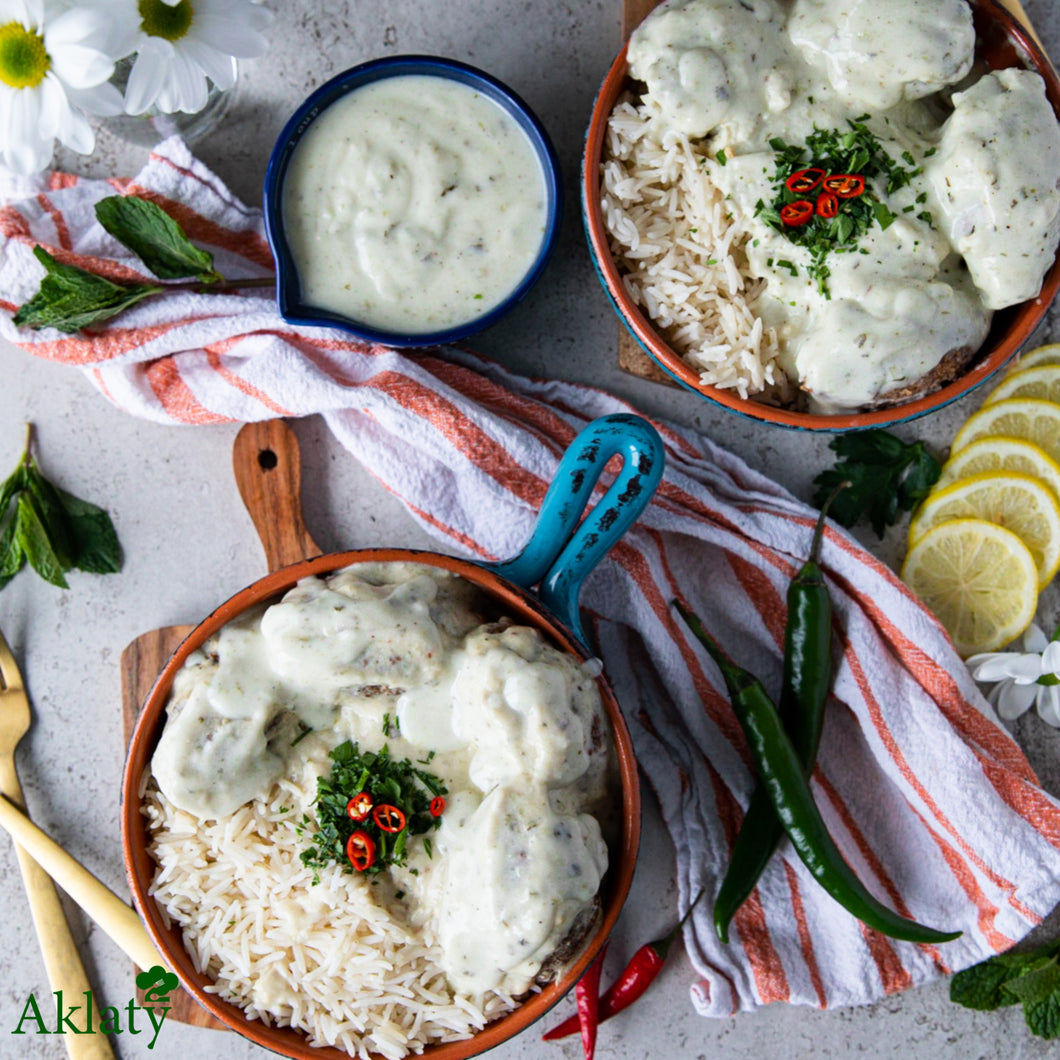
[143,752,518,1059]
[600,96,787,400]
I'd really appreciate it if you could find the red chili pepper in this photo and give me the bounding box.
[372,804,406,833]
[784,167,825,193]
[779,200,813,227]
[816,191,839,219]
[346,831,375,871]
[542,890,705,1042]
[575,944,607,1060]
[346,792,373,822]
[430,796,446,817]
[822,173,865,197]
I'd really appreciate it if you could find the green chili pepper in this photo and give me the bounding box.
[674,602,961,946]
[713,487,844,943]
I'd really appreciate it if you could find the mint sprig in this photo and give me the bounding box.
[951,942,1060,1040]
[0,425,121,591]
[12,196,272,335]
[94,195,221,283]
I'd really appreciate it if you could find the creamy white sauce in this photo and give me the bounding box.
[626,0,1060,410]
[151,562,613,996]
[282,74,549,334]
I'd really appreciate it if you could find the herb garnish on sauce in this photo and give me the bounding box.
[301,740,447,880]
[755,120,930,297]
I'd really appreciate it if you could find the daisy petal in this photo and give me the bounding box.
[66,80,125,117]
[1041,641,1060,675]
[58,101,94,155]
[970,655,1026,682]
[1007,653,1048,684]
[44,6,117,54]
[180,40,236,91]
[190,12,269,57]
[157,46,208,113]
[123,38,172,114]
[48,43,114,90]
[1023,623,1049,653]
[995,680,1038,720]
[37,73,65,138]
[4,85,51,173]
[1037,685,1060,726]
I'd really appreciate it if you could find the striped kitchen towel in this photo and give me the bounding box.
[3,137,1060,1015]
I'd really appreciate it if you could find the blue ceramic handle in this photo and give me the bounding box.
[488,414,665,647]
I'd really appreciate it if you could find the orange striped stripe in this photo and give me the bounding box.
[783,861,828,1007]
[632,534,752,764]
[204,348,291,416]
[814,770,948,973]
[123,182,274,268]
[839,632,1033,923]
[22,317,201,366]
[360,371,548,507]
[35,193,71,251]
[47,172,78,190]
[858,921,913,995]
[828,567,1037,783]
[0,205,31,238]
[144,359,231,424]
[90,368,116,405]
[727,553,787,648]
[705,761,790,1005]
[971,749,1060,852]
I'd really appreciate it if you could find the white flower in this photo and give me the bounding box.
[0,0,123,174]
[966,623,1060,727]
[108,0,272,116]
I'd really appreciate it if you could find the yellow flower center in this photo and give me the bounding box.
[138,0,194,42]
[0,22,50,90]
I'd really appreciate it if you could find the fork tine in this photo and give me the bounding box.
[0,628,24,694]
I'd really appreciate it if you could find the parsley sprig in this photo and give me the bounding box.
[951,940,1060,1041]
[13,195,273,334]
[300,740,446,880]
[0,424,121,591]
[755,120,930,297]
[812,430,941,538]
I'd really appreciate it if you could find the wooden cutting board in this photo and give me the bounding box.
[615,0,1050,385]
[120,419,322,1028]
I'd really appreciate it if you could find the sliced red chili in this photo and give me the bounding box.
[373,804,406,833]
[816,191,839,219]
[346,830,375,871]
[784,167,825,193]
[822,173,865,198]
[346,792,373,822]
[430,796,446,817]
[779,200,813,227]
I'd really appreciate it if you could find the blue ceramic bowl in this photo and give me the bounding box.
[263,55,563,347]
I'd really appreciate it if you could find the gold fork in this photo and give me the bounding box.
[0,629,115,1060]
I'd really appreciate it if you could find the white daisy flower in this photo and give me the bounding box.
[109,0,272,116]
[966,622,1060,727]
[0,0,123,174]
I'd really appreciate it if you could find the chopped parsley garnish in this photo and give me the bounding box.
[755,121,932,297]
[300,741,446,880]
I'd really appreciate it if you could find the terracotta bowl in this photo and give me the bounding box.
[121,414,662,1060]
[583,0,1060,431]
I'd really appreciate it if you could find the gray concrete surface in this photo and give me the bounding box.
[2,1,1060,1057]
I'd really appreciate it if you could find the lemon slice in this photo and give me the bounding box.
[985,364,1060,405]
[950,398,1060,466]
[937,436,1060,502]
[1008,343,1060,373]
[909,471,1060,586]
[901,519,1038,656]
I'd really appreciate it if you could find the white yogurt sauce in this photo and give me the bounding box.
[282,74,549,334]
[151,562,613,996]
[626,0,1060,410]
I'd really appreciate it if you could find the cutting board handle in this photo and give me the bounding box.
[232,419,322,572]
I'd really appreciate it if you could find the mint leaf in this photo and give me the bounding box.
[55,486,121,574]
[95,195,220,283]
[1001,958,1060,1039]
[23,461,73,570]
[0,508,23,590]
[1025,993,1060,1039]
[951,951,1054,1011]
[13,247,161,333]
[15,494,69,589]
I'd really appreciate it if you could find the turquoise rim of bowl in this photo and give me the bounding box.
[263,54,563,348]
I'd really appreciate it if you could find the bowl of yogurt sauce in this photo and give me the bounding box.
[264,56,562,346]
